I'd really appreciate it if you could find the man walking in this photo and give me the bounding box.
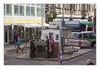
[14,32,18,48]
[30,37,36,58]
[46,36,50,58]
[16,36,23,53]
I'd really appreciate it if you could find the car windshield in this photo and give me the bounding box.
[71,33,79,38]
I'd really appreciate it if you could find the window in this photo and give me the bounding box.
[31,4,35,6]
[83,33,88,38]
[55,34,59,40]
[89,5,91,12]
[20,6,24,16]
[4,4,6,15]
[31,7,35,16]
[6,4,12,15]
[88,33,96,38]
[78,34,82,38]
[53,24,56,25]
[27,4,30,5]
[41,4,44,7]
[36,7,41,16]
[37,4,41,6]
[26,6,31,16]
[72,33,78,38]
[14,5,19,15]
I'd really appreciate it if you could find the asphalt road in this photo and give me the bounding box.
[4,47,96,65]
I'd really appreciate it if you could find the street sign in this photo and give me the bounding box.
[65,38,91,46]
[62,46,78,54]
[65,21,80,28]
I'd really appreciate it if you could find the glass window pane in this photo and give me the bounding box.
[6,4,12,15]
[37,7,41,16]
[55,34,59,40]
[78,34,82,38]
[20,6,24,16]
[37,4,41,6]
[31,7,35,16]
[31,4,35,6]
[41,4,44,7]
[4,4,6,15]
[27,4,30,5]
[14,5,19,15]
[72,33,78,38]
[26,6,30,16]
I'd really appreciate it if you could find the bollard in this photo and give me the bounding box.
[58,52,60,65]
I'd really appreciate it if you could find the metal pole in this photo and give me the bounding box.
[58,4,64,65]
[41,4,44,39]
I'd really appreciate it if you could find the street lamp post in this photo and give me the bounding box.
[41,4,44,39]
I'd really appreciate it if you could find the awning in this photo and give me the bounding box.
[37,23,49,27]
[4,23,12,26]
[13,23,25,25]
[23,23,41,28]
[80,21,94,25]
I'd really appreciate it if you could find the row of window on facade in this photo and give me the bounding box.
[4,4,45,16]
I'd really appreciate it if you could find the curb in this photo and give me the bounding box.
[46,50,92,61]
[62,50,92,61]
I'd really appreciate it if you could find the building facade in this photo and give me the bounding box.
[49,4,95,17]
[4,4,45,44]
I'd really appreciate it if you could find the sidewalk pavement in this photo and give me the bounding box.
[4,42,30,52]
[4,43,92,61]
[16,49,92,61]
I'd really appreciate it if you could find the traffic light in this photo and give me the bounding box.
[45,4,49,13]
[48,12,53,21]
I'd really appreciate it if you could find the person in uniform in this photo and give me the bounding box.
[46,36,50,58]
[30,37,36,58]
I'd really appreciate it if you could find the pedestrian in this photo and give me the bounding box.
[86,59,94,65]
[30,36,36,58]
[13,31,18,48]
[16,36,23,53]
[49,36,53,57]
[46,36,50,58]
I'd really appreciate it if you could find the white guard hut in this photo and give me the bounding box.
[41,28,71,42]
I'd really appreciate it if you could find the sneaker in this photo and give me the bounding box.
[16,51,18,53]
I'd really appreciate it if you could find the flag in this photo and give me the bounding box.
[49,36,53,53]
